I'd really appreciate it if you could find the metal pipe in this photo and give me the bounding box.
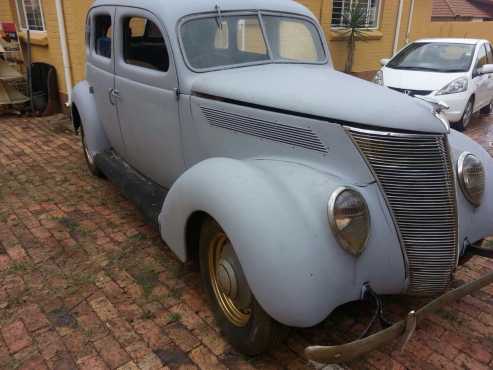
[54,0,73,106]
[406,0,416,44]
[392,0,405,55]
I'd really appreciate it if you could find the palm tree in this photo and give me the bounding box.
[339,1,370,73]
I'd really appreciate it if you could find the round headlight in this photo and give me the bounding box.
[458,152,485,207]
[328,188,370,256]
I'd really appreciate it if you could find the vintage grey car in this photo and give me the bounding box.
[71,0,493,362]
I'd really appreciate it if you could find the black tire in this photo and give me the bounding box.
[81,126,104,178]
[454,98,474,132]
[199,218,287,355]
[480,101,492,115]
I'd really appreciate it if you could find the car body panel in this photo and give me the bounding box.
[159,157,406,327]
[191,64,448,134]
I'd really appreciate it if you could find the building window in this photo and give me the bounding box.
[15,0,45,31]
[331,0,380,29]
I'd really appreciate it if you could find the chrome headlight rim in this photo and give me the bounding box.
[458,152,485,207]
[328,186,371,257]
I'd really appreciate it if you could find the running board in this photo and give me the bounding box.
[94,151,168,228]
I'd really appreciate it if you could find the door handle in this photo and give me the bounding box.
[108,89,121,105]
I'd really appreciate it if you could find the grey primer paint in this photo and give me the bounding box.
[72,0,493,328]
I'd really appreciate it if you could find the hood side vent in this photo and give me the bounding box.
[201,106,328,153]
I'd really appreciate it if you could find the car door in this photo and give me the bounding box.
[114,7,184,188]
[86,6,126,157]
[484,42,493,105]
[471,43,489,110]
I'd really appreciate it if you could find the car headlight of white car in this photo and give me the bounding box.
[328,187,370,256]
[373,70,384,86]
[458,152,485,207]
[436,77,468,95]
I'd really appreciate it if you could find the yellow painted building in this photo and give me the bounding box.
[2,0,493,102]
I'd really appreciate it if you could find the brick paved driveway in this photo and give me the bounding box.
[0,113,493,370]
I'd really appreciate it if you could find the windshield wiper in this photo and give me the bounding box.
[214,5,223,30]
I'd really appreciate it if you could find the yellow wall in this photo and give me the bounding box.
[4,0,493,98]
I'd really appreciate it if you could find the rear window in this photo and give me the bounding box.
[94,14,112,58]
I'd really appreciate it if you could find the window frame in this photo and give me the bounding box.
[15,0,46,32]
[474,43,488,73]
[330,0,382,30]
[177,10,329,73]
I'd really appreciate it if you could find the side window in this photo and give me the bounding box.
[486,43,493,64]
[94,14,112,58]
[123,16,170,72]
[475,44,488,71]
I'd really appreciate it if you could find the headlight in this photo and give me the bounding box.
[373,70,384,86]
[328,188,370,256]
[436,77,468,95]
[458,152,485,207]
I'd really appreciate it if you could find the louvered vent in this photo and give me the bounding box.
[201,107,328,153]
[349,127,458,296]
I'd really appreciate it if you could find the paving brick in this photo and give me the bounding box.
[77,354,110,370]
[94,335,131,369]
[1,320,32,354]
[189,345,227,370]
[18,304,50,332]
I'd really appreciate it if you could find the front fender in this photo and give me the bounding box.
[72,81,110,156]
[448,129,493,250]
[159,158,406,327]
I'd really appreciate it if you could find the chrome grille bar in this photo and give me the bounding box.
[348,127,458,296]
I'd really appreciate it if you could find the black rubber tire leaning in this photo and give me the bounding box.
[81,126,104,178]
[199,218,288,355]
[454,98,474,132]
[480,101,492,115]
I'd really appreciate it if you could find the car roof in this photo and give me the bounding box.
[413,38,486,45]
[91,0,314,23]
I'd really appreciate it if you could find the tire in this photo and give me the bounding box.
[199,218,287,355]
[480,101,492,115]
[81,126,104,178]
[454,98,474,132]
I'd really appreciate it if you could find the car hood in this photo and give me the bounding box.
[382,66,467,91]
[191,64,448,134]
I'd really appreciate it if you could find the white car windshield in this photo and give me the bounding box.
[181,14,326,70]
[387,42,476,73]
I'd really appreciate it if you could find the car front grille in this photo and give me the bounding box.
[389,87,433,96]
[348,127,458,296]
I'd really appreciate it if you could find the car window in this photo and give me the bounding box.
[94,14,112,58]
[180,13,326,71]
[181,15,269,70]
[486,43,493,64]
[123,16,169,72]
[85,16,91,48]
[262,16,325,62]
[387,42,475,72]
[475,44,488,71]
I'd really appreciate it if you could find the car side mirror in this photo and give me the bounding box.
[380,58,390,66]
[478,64,493,75]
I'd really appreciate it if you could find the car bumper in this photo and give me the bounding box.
[431,91,470,123]
[304,244,493,364]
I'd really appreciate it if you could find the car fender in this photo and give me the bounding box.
[71,80,110,156]
[159,157,406,327]
[448,129,493,249]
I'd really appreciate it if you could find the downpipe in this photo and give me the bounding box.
[54,0,73,107]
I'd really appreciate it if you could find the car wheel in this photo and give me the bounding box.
[455,98,474,132]
[480,101,492,115]
[199,218,287,355]
[81,126,104,178]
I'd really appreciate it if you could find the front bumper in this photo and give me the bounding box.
[305,246,493,364]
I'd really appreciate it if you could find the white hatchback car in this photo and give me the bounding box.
[374,38,493,130]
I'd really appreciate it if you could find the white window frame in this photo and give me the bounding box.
[331,0,382,30]
[15,0,46,32]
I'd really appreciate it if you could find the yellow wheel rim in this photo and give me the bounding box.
[208,233,251,327]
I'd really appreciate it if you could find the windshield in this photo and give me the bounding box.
[387,42,476,72]
[180,13,326,70]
